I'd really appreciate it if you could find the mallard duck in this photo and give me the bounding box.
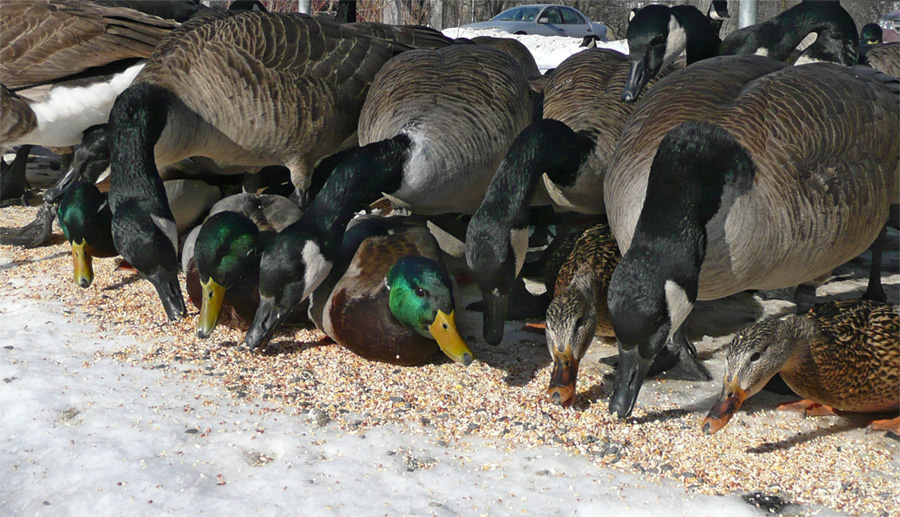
[603,58,898,419]
[545,222,620,407]
[57,181,116,288]
[244,44,539,349]
[56,176,221,288]
[702,299,899,435]
[182,193,302,338]
[317,217,474,366]
[107,12,452,322]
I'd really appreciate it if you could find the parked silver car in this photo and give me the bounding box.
[462,4,607,40]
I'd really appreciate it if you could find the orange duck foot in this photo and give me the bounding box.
[776,400,842,417]
[114,259,135,271]
[866,416,900,436]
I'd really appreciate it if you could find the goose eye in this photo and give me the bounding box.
[749,352,761,362]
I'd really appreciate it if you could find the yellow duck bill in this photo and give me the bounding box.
[429,310,474,366]
[197,277,226,339]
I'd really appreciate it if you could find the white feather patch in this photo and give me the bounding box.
[753,48,770,57]
[301,240,333,300]
[510,228,529,278]
[664,280,693,341]
[150,214,179,254]
[22,61,146,147]
[663,15,688,65]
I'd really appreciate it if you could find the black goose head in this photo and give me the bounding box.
[45,124,110,204]
[624,5,683,103]
[245,226,333,351]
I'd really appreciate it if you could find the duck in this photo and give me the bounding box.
[702,298,899,435]
[622,0,859,102]
[55,174,222,288]
[107,12,453,321]
[857,23,900,78]
[57,180,116,288]
[181,193,302,338]
[603,57,899,419]
[466,48,676,345]
[545,222,620,407]
[313,216,474,366]
[244,44,540,350]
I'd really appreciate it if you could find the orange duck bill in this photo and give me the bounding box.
[547,345,579,407]
[701,378,748,434]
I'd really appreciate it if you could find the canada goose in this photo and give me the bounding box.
[702,299,899,435]
[466,48,674,345]
[0,0,177,150]
[243,44,539,350]
[622,4,720,103]
[603,57,899,419]
[545,222,620,407]
[719,0,858,65]
[107,12,451,321]
[182,193,302,338]
[622,0,859,102]
[469,36,541,78]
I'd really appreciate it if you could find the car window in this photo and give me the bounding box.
[493,8,520,21]
[561,7,584,25]
[541,7,561,24]
[518,7,540,21]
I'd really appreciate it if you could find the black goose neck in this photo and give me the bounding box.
[298,134,411,259]
[632,121,755,267]
[671,5,721,63]
[109,82,170,207]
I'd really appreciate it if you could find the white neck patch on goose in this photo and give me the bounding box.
[301,240,333,300]
[510,228,529,278]
[664,279,693,341]
[150,214,178,255]
[664,15,688,65]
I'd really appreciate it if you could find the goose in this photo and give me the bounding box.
[622,0,859,102]
[702,299,899,435]
[544,222,620,407]
[181,193,303,338]
[603,56,899,419]
[0,0,177,151]
[107,12,452,321]
[465,48,676,345]
[243,44,540,350]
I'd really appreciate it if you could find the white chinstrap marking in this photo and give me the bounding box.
[664,279,693,342]
[150,213,179,254]
[663,15,687,66]
[301,240,333,300]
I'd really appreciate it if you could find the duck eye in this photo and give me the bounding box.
[574,316,584,329]
[415,287,426,297]
[749,352,761,362]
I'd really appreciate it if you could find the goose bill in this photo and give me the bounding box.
[245,295,285,351]
[701,378,747,434]
[197,277,226,339]
[429,310,474,366]
[145,267,185,321]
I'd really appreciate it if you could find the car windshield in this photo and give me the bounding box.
[493,7,541,22]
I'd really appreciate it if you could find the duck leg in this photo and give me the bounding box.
[776,400,843,417]
[866,416,899,436]
[862,225,887,303]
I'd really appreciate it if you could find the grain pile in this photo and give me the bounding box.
[2,204,898,516]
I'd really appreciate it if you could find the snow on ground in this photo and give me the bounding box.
[0,273,762,516]
[442,27,629,73]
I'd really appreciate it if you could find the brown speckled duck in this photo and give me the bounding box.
[545,222,620,407]
[703,299,899,435]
